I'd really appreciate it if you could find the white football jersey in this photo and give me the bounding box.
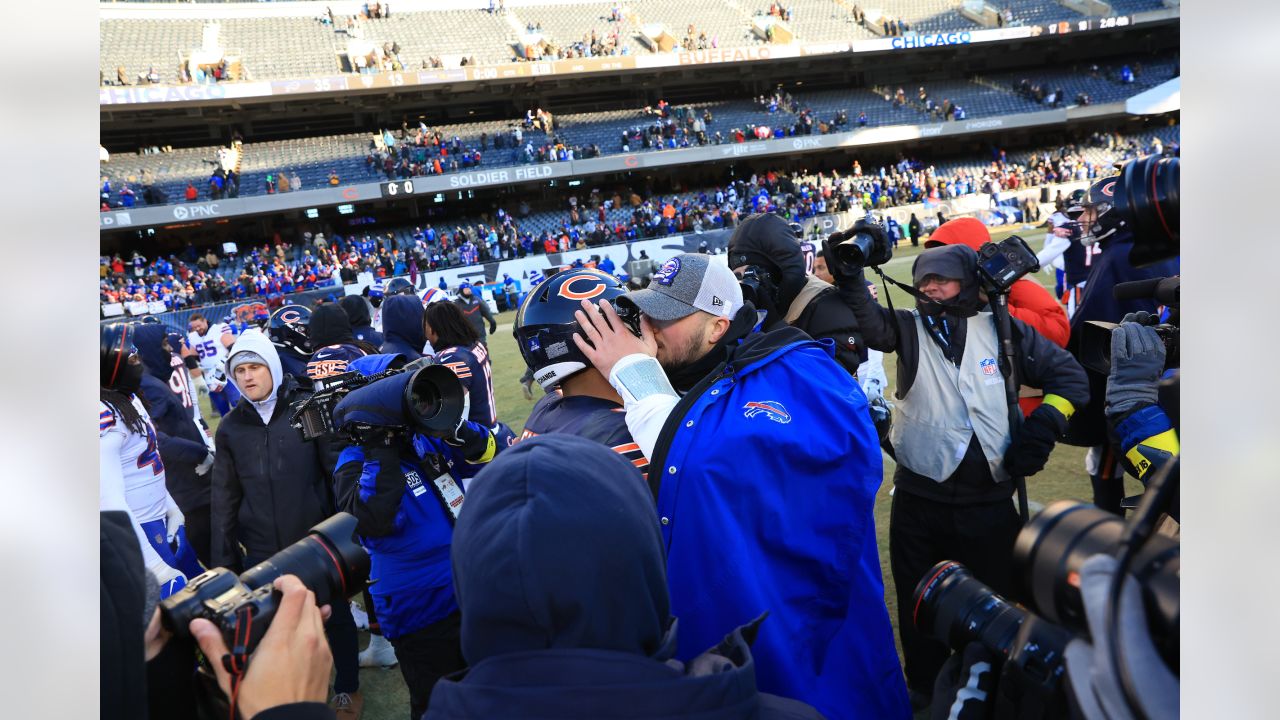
[99,396,168,523]
[188,322,232,375]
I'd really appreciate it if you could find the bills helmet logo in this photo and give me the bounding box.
[980,358,999,377]
[743,401,792,424]
[653,257,681,286]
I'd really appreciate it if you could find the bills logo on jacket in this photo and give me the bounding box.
[654,257,681,286]
[743,400,792,424]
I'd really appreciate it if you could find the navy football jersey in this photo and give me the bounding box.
[1062,235,1102,287]
[799,241,817,276]
[435,343,496,427]
[520,392,649,481]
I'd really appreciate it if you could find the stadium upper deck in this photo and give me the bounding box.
[100,0,1177,108]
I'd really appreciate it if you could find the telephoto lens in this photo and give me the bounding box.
[160,513,370,656]
[913,561,1028,656]
[1013,500,1179,666]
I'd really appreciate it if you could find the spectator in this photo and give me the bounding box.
[427,435,822,719]
[211,330,362,717]
[329,169,341,185]
[573,253,911,719]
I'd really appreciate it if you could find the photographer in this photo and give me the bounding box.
[306,304,372,381]
[727,212,866,376]
[102,507,338,720]
[332,355,506,720]
[826,227,1088,709]
[924,217,1070,416]
[210,330,361,717]
[573,253,911,720]
[339,295,384,349]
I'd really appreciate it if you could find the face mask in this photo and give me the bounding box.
[115,360,144,395]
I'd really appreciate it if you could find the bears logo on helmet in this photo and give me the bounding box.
[268,304,312,356]
[514,268,636,391]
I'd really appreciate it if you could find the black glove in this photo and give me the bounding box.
[930,642,998,720]
[1003,404,1067,477]
[822,218,889,284]
[489,320,498,334]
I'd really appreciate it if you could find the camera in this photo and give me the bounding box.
[736,265,768,307]
[160,512,369,658]
[975,235,1040,293]
[291,362,465,442]
[827,221,894,272]
[1077,277,1180,375]
[290,368,403,441]
[330,364,468,442]
[914,500,1180,711]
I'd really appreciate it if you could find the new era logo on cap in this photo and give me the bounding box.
[624,253,742,322]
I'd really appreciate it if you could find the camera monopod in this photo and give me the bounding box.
[988,290,1031,523]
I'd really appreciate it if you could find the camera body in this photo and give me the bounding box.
[161,513,369,658]
[1078,320,1179,375]
[290,368,402,441]
[737,265,768,306]
[975,235,1040,293]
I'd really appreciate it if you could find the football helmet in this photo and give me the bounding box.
[513,268,638,391]
[267,304,312,356]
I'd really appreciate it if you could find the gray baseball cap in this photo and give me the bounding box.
[625,253,742,322]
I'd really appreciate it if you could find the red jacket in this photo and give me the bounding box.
[927,217,1070,414]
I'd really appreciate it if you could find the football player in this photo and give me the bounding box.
[512,268,649,478]
[100,323,202,597]
[266,304,313,384]
[187,312,240,417]
[424,302,516,447]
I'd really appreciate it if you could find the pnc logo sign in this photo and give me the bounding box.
[173,204,221,220]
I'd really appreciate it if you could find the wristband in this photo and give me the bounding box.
[609,354,678,405]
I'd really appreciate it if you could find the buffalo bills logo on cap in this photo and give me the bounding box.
[743,401,792,424]
[653,257,681,286]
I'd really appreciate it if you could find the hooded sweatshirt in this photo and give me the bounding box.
[226,329,283,425]
[379,294,426,361]
[211,330,335,568]
[340,295,384,348]
[132,323,210,510]
[428,434,822,720]
[306,303,366,379]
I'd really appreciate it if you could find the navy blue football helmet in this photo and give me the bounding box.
[513,268,638,391]
[268,304,312,356]
[385,277,415,296]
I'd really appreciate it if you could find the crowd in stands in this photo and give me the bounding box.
[100,124,1178,314]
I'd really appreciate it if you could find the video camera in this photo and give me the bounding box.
[290,362,466,443]
[160,512,369,659]
[914,497,1179,715]
[1078,277,1180,374]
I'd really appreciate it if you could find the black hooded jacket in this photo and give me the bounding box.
[427,435,822,720]
[379,294,425,360]
[728,213,865,375]
[308,303,356,348]
[133,324,210,510]
[339,295,384,348]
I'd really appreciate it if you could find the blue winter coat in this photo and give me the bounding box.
[647,326,910,720]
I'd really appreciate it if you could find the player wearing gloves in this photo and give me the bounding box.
[210,329,362,718]
[100,322,203,598]
[572,253,910,720]
[187,312,240,416]
[331,354,505,720]
[831,232,1088,709]
[132,322,216,567]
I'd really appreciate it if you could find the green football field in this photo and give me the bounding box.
[199,225,1145,719]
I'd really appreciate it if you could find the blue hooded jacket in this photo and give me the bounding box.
[648,326,910,720]
[133,323,209,510]
[380,294,426,361]
[426,435,824,720]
